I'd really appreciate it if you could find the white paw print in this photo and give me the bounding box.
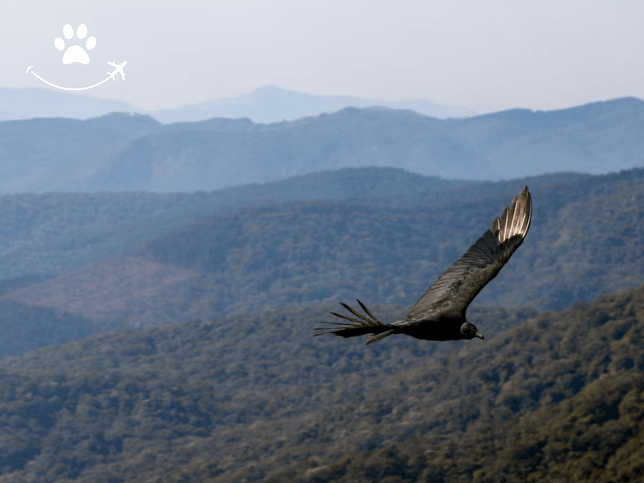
[54,24,96,65]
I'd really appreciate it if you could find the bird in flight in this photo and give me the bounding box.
[313,186,532,345]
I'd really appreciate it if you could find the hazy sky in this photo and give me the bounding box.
[1,0,643,113]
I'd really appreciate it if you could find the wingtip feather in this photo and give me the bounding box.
[493,186,532,243]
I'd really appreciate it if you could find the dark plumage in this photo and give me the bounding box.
[313,186,532,345]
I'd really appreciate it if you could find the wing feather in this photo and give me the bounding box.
[398,186,532,324]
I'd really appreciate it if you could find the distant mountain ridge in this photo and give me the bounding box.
[0,96,643,194]
[150,85,476,123]
[0,85,474,123]
[0,87,140,122]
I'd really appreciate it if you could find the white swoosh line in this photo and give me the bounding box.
[26,66,122,91]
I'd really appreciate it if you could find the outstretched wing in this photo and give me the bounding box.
[397,186,532,324]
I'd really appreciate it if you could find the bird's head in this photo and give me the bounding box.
[460,322,484,340]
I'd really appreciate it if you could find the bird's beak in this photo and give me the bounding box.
[475,332,484,340]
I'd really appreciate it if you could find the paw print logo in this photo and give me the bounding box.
[54,24,97,65]
[27,22,126,90]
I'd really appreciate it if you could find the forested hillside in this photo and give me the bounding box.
[0,281,641,481]
[136,167,644,314]
[0,167,463,284]
[2,168,644,360]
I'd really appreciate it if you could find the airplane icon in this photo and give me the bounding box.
[107,61,127,81]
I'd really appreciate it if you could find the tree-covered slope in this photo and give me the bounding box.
[0,167,465,285]
[135,167,644,314]
[3,168,644,361]
[0,282,642,481]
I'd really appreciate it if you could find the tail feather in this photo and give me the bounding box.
[366,329,394,345]
[313,300,394,345]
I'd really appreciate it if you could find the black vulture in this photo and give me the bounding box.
[313,186,532,344]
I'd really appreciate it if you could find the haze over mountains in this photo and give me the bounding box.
[0,87,138,123]
[0,85,473,123]
[150,85,476,123]
[0,96,643,195]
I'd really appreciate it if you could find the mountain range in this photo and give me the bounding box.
[1,71,643,483]
[0,103,640,480]
[0,96,643,195]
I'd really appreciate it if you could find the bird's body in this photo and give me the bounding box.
[393,316,471,341]
[313,186,532,344]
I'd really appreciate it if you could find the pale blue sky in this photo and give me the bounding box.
[1,0,643,113]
